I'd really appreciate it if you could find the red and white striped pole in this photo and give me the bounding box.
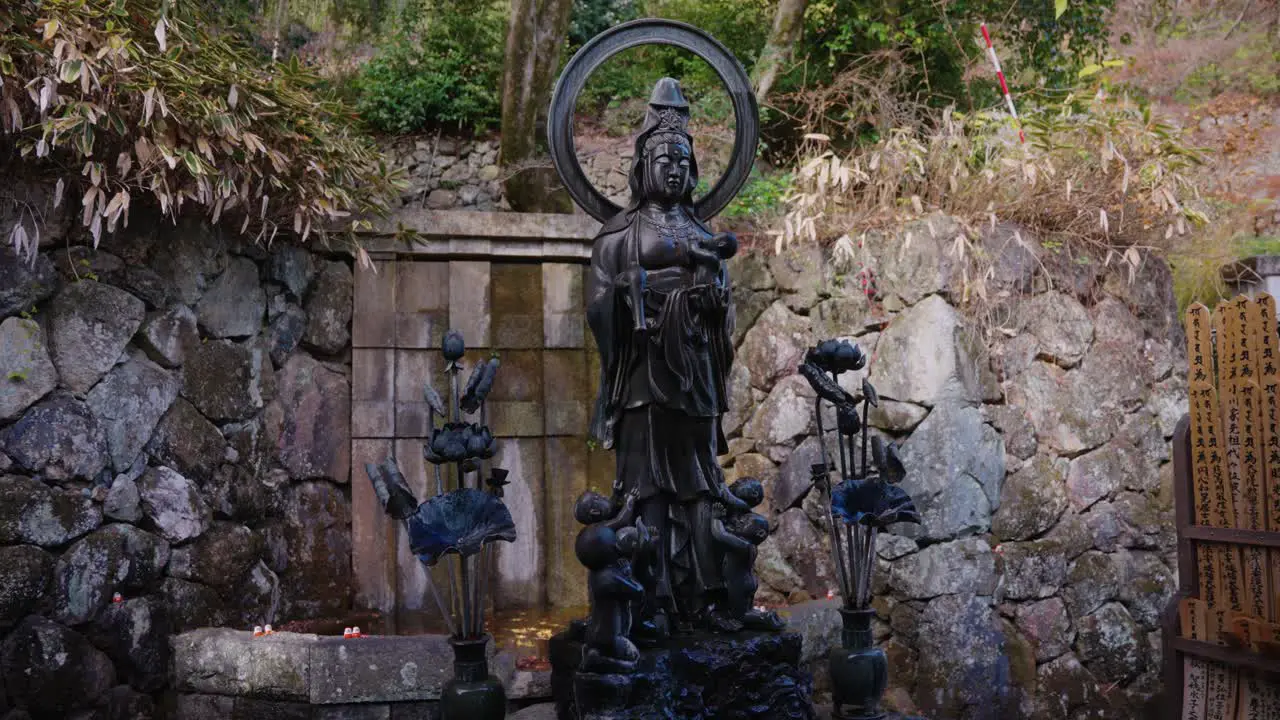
[980,23,1026,144]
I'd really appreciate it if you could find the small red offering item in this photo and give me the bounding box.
[253,626,264,637]
[351,626,362,638]
[343,627,353,639]
[263,625,274,635]
[112,592,123,603]
[826,589,836,600]
[515,656,551,672]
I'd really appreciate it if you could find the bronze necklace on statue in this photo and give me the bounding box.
[640,210,696,252]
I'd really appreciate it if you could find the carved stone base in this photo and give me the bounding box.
[549,630,818,720]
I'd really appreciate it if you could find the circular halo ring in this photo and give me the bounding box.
[547,18,759,224]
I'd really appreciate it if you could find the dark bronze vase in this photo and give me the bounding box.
[829,608,887,720]
[441,635,506,720]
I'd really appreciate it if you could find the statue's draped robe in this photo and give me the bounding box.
[586,205,735,616]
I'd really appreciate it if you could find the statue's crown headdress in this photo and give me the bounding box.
[641,78,691,157]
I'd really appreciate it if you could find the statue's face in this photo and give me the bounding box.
[644,141,692,206]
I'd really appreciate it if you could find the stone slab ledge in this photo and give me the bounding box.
[173,629,549,705]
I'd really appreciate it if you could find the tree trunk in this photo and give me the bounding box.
[751,0,808,103]
[499,0,575,213]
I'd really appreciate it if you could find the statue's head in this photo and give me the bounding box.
[728,477,765,509]
[575,524,619,569]
[629,78,698,210]
[615,526,641,556]
[573,490,613,525]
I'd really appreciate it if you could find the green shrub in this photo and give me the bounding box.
[570,0,770,119]
[353,1,505,134]
[570,0,641,47]
[721,170,793,220]
[0,0,401,261]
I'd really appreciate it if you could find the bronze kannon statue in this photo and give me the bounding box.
[585,77,746,638]
[548,20,775,668]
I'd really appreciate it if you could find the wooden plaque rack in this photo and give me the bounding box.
[1162,415,1280,718]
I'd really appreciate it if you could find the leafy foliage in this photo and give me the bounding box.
[352,0,506,133]
[571,0,771,118]
[763,0,1117,144]
[0,0,402,261]
[719,169,792,220]
[777,82,1206,304]
[569,0,640,47]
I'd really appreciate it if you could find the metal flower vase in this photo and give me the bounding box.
[442,635,506,720]
[365,329,516,720]
[793,339,923,720]
[829,608,887,720]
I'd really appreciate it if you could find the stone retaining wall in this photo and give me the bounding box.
[0,193,1187,720]
[381,132,729,213]
[0,212,354,719]
[723,213,1187,718]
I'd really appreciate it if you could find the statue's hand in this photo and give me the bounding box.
[614,266,646,289]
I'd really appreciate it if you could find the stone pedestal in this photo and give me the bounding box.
[550,630,817,720]
[170,628,551,718]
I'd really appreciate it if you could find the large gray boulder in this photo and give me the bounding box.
[137,305,198,368]
[899,403,1004,541]
[267,304,308,367]
[0,474,102,547]
[860,215,964,306]
[1075,602,1145,684]
[722,361,753,437]
[738,301,811,391]
[1034,653,1102,718]
[87,596,171,692]
[145,398,226,483]
[182,339,273,422]
[0,318,58,422]
[1062,550,1121,620]
[265,353,350,482]
[104,476,142,523]
[1019,291,1094,367]
[992,454,1069,542]
[280,481,352,617]
[0,246,60,320]
[742,375,816,462]
[161,577,228,634]
[148,216,228,305]
[168,522,262,590]
[0,545,55,629]
[46,280,145,394]
[1000,539,1069,601]
[1005,361,1120,456]
[270,246,316,299]
[771,509,837,598]
[302,260,353,355]
[768,245,825,311]
[137,466,211,544]
[86,355,180,472]
[889,537,997,600]
[0,616,116,716]
[51,524,169,625]
[197,257,265,338]
[1,393,110,481]
[914,593,1021,719]
[869,295,989,406]
[1013,597,1073,663]
[1115,550,1176,629]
